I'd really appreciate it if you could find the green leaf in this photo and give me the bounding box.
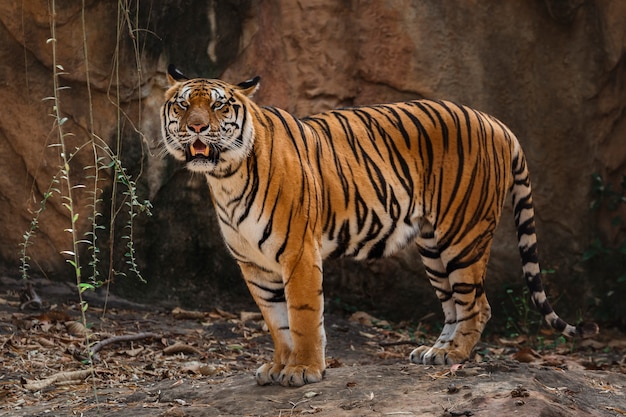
[78,283,95,293]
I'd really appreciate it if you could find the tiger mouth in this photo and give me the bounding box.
[185,139,220,164]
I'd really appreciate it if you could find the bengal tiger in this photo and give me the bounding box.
[160,65,598,387]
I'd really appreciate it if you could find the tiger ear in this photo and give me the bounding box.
[237,76,261,97]
[167,64,188,84]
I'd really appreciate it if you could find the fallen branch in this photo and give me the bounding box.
[22,369,92,391]
[90,332,159,361]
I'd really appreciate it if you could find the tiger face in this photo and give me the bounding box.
[160,67,260,177]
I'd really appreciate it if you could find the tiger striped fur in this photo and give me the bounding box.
[160,65,598,387]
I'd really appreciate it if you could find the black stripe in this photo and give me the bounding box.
[424,265,447,279]
[248,281,286,303]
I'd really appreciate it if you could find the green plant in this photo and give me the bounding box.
[535,335,569,351]
[19,0,152,409]
[501,285,544,338]
[585,174,626,282]
[20,0,151,297]
[584,173,626,327]
[500,275,582,353]
[331,296,359,314]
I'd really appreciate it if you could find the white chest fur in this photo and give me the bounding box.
[207,174,282,273]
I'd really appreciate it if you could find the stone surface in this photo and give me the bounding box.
[1,1,624,322]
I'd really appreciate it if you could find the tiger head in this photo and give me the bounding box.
[161,65,260,176]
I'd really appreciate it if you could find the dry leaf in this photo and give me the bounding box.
[350,311,376,326]
[497,335,528,347]
[163,342,202,355]
[23,369,92,391]
[211,308,237,319]
[450,363,463,376]
[608,339,626,349]
[35,311,71,323]
[181,361,218,375]
[123,347,144,357]
[604,406,626,415]
[35,337,56,348]
[512,347,541,363]
[579,339,606,349]
[349,311,390,327]
[172,307,206,320]
[326,357,343,368]
[65,321,88,336]
[240,311,263,322]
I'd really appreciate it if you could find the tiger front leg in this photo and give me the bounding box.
[239,253,326,387]
[276,252,326,387]
[239,263,293,385]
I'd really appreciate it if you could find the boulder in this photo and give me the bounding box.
[1,1,624,323]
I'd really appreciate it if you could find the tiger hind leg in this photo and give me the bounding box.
[410,222,492,365]
[410,232,458,364]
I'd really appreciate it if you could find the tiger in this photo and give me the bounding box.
[160,64,598,387]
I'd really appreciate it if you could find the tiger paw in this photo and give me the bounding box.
[255,363,285,386]
[277,364,325,387]
[409,346,467,365]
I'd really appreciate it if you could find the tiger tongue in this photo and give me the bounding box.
[191,139,209,157]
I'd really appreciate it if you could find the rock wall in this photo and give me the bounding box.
[1,1,624,322]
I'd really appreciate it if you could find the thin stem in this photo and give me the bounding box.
[80,0,101,407]
[49,0,81,285]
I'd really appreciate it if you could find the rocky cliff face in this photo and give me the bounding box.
[1,1,624,321]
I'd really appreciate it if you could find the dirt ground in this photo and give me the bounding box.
[1,276,625,417]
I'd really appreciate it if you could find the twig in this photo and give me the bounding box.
[89,332,159,361]
[379,340,420,347]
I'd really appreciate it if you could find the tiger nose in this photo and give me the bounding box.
[187,122,209,133]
